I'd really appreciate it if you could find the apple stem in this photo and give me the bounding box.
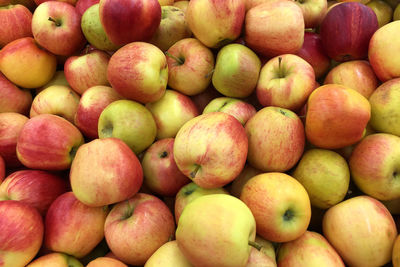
[190,164,201,179]
[248,240,263,251]
[278,57,284,78]
[48,17,61,27]
[205,69,214,78]
[165,51,184,65]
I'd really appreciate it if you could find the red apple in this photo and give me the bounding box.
[0,72,32,114]
[320,2,378,62]
[0,4,32,47]
[0,156,5,182]
[99,0,161,46]
[75,0,98,15]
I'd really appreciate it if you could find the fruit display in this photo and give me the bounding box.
[2,0,400,266]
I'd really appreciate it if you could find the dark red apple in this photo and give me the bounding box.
[320,2,378,62]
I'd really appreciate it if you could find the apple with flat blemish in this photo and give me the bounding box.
[0,72,32,114]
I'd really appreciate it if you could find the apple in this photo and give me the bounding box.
[104,193,176,266]
[173,0,188,12]
[0,200,44,267]
[190,85,223,112]
[185,0,245,48]
[245,106,305,172]
[26,252,83,267]
[0,156,5,182]
[367,0,393,28]
[99,0,161,46]
[0,37,57,88]
[173,112,248,188]
[70,138,143,207]
[75,0,98,16]
[0,112,29,168]
[256,54,315,111]
[395,3,400,20]
[292,149,350,209]
[74,85,123,139]
[0,72,32,114]
[107,42,168,104]
[174,182,229,223]
[369,78,400,136]
[0,4,32,47]
[144,240,192,267]
[277,231,345,266]
[305,84,371,149]
[245,1,304,58]
[30,85,80,124]
[37,70,70,94]
[320,2,378,62]
[296,32,331,79]
[64,49,110,95]
[393,235,400,267]
[323,195,397,266]
[145,89,199,139]
[166,38,215,96]
[324,60,378,98]
[149,6,192,52]
[34,0,78,5]
[44,192,109,258]
[245,235,276,267]
[77,239,110,265]
[240,172,311,243]
[31,1,86,56]
[0,169,68,216]
[80,3,120,52]
[203,97,256,125]
[294,0,327,28]
[98,99,157,154]
[16,114,84,171]
[212,43,261,98]
[158,0,173,5]
[229,164,262,198]
[10,0,36,11]
[86,257,127,267]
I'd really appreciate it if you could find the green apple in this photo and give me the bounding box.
[292,148,350,209]
[176,194,256,267]
[394,3,400,20]
[367,0,393,28]
[212,43,261,98]
[98,99,157,155]
[144,240,192,267]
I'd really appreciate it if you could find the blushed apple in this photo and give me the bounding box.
[75,0,98,16]
[229,164,262,198]
[86,257,127,267]
[26,252,83,267]
[0,72,32,114]
[0,4,32,47]
[0,156,5,182]
[294,0,327,28]
[144,240,192,267]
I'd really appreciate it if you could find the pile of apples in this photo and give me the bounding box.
[2,0,400,265]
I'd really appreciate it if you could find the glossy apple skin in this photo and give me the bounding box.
[26,252,83,267]
[0,4,32,47]
[144,240,192,267]
[0,156,5,182]
[104,193,176,266]
[16,114,84,171]
[70,138,143,207]
[0,170,68,216]
[323,196,398,267]
[99,0,161,46]
[320,2,378,62]
[0,72,32,114]
[87,257,127,267]
[75,0,98,16]
[44,192,109,258]
[0,200,44,267]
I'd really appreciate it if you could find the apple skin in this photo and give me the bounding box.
[99,0,161,46]
[277,231,345,267]
[0,37,57,89]
[146,89,199,139]
[74,85,123,139]
[174,182,229,223]
[26,252,83,267]
[245,106,305,172]
[393,235,400,267]
[176,194,256,267]
[44,192,109,258]
[185,0,245,48]
[107,42,168,104]
[369,78,400,136]
[34,0,78,5]
[104,193,176,266]
[144,240,192,267]
[245,235,277,267]
[256,54,315,111]
[16,114,84,171]
[320,2,378,62]
[294,0,328,28]
[0,72,32,114]
[245,1,304,58]
[142,138,190,197]
[324,60,378,98]
[173,112,248,189]
[75,0,98,16]
[87,257,128,267]
[323,195,398,267]
[70,138,143,207]
[0,170,68,216]
[0,4,32,47]
[203,97,256,125]
[0,200,44,267]
[296,32,331,80]
[31,1,86,56]
[0,112,28,168]
[212,43,261,98]
[173,0,188,13]
[30,85,80,124]
[166,38,215,96]
[190,85,223,113]
[366,0,393,28]
[98,99,157,154]
[240,172,311,243]
[37,70,70,93]
[64,49,110,95]
[349,133,400,200]
[229,164,262,198]
[0,156,5,182]
[305,84,371,149]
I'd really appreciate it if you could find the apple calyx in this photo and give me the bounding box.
[283,209,294,221]
[248,240,263,251]
[190,164,201,179]
[48,17,62,27]
[159,151,168,158]
[100,123,113,137]
[165,51,185,65]
[121,201,134,220]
